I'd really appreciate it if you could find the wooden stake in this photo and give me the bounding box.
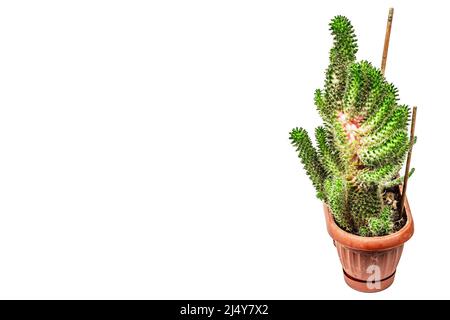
[381,8,394,75]
[399,106,417,215]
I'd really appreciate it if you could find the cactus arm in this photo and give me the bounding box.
[343,63,361,115]
[289,127,327,199]
[315,126,342,176]
[367,206,394,236]
[324,178,352,232]
[347,184,383,233]
[361,105,409,147]
[360,83,398,133]
[324,16,358,114]
[384,168,415,188]
[356,164,400,185]
[358,130,409,167]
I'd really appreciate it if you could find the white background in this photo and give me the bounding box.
[0,0,447,299]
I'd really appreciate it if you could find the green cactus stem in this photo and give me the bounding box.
[289,15,415,236]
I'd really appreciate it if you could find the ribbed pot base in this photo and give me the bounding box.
[343,269,396,293]
[323,191,414,293]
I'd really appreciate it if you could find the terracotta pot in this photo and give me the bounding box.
[324,197,414,293]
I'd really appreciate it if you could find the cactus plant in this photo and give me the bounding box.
[289,16,416,236]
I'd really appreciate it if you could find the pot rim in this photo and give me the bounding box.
[324,195,414,251]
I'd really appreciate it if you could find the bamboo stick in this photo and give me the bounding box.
[399,106,417,215]
[381,8,394,75]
